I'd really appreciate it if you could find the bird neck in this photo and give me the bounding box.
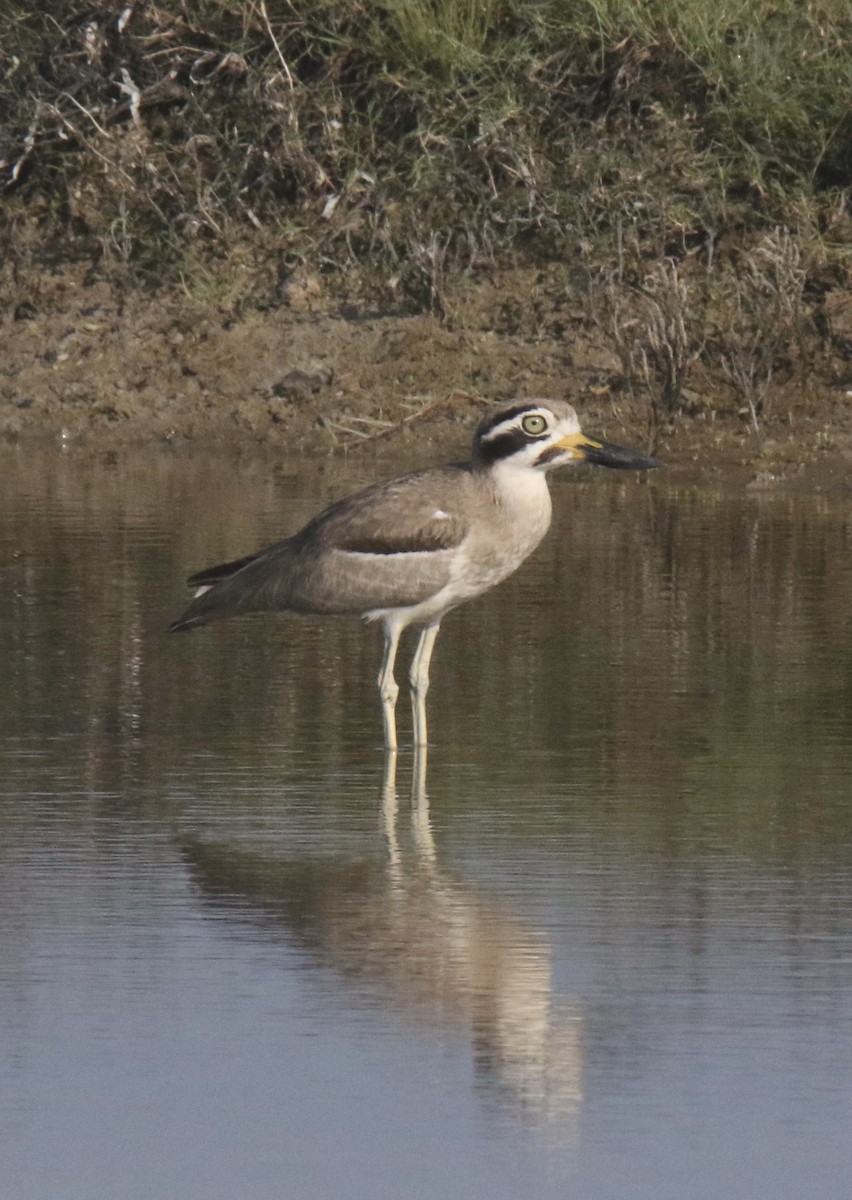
[487,457,553,527]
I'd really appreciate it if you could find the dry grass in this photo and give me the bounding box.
[610,259,700,433]
[0,1,849,434]
[719,227,811,436]
[3,2,850,288]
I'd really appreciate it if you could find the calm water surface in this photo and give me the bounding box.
[1,445,851,1199]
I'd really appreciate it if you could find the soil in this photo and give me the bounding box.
[3,264,852,491]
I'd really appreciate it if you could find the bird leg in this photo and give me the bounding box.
[377,623,402,751]
[409,622,441,747]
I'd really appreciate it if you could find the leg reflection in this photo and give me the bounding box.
[381,748,401,877]
[380,743,436,869]
[411,742,436,866]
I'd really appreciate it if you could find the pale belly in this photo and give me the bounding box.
[369,477,553,628]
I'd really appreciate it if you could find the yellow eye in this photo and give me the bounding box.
[521,413,547,436]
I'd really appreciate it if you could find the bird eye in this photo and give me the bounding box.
[521,413,547,436]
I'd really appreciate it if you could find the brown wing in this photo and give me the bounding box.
[281,466,473,613]
[171,466,477,627]
[300,466,471,556]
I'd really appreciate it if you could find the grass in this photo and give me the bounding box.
[3,3,849,255]
[1,1,850,427]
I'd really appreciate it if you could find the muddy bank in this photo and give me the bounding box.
[3,268,852,491]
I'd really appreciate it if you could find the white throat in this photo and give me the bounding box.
[489,457,553,543]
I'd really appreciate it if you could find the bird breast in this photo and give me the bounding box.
[445,463,553,602]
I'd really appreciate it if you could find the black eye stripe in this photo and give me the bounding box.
[478,404,549,441]
[477,404,533,438]
[475,428,530,464]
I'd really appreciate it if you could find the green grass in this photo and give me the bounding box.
[1,0,850,298]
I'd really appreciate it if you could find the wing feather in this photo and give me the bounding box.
[171,464,480,628]
[298,467,471,557]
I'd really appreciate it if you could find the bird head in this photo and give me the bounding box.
[473,400,662,472]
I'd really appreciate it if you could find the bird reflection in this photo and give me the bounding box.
[180,749,583,1137]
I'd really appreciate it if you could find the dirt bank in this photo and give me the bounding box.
[3,267,852,491]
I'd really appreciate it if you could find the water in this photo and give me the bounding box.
[1,444,851,1199]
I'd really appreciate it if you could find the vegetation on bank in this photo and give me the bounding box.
[2,1,851,429]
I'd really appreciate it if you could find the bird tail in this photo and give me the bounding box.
[169,543,295,632]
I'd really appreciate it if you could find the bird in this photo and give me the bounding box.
[170,399,660,749]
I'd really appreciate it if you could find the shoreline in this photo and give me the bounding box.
[3,271,852,494]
